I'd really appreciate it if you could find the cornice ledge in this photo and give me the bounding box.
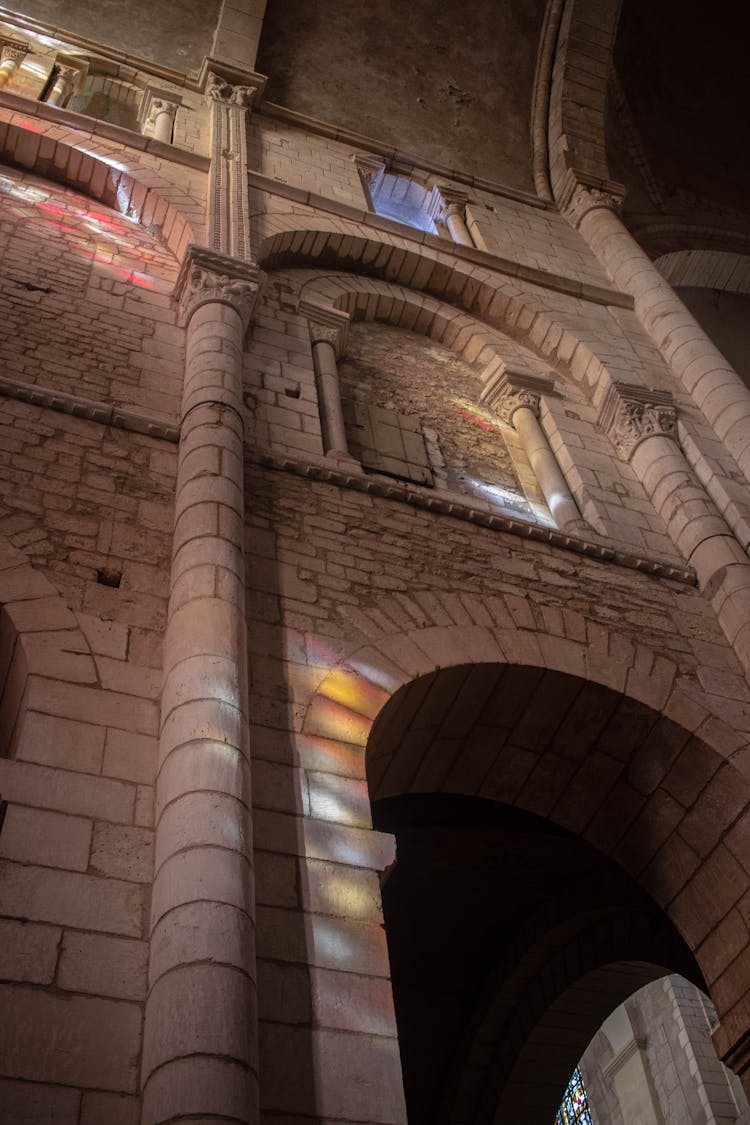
[247,448,696,586]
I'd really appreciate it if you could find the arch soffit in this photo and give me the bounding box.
[260,228,619,399]
[0,114,203,260]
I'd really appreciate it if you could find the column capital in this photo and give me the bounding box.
[175,245,265,332]
[0,37,28,66]
[559,170,626,228]
[599,381,677,460]
[480,365,556,426]
[199,57,267,103]
[299,300,350,359]
[139,84,182,132]
[353,154,386,188]
[205,68,263,110]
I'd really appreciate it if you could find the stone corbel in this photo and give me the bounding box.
[598,382,677,461]
[175,244,265,334]
[139,84,182,142]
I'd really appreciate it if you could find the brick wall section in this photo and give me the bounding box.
[248,114,615,289]
[247,272,686,562]
[0,526,163,1122]
[0,168,182,419]
[244,464,750,1117]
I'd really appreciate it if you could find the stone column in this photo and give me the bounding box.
[600,382,750,677]
[437,187,474,246]
[206,69,263,259]
[46,63,81,107]
[482,366,589,533]
[139,86,181,144]
[299,300,359,465]
[0,38,28,90]
[141,245,264,1125]
[563,177,750,485]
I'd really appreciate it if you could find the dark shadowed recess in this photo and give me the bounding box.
[372,793,703,1125]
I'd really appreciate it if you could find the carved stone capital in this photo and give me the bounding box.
[353,155,386,188]
[0,38,28,67]
[599,382,677,460]
[176,245,265,332]
[299,300,350,359]
[480,366,556,426]
[559,170,626,228]
[139,85,181,130]
[206,70,258,109]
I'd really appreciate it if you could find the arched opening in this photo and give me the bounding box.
[365,662,748,1124]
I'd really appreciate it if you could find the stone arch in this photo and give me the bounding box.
[546,0,623,201]
[260,232,627,403]
[301,618,750,1058]
[0,537,96,758]
[655,250,750,297]
[295,271,552,379]
[0,115,203,258]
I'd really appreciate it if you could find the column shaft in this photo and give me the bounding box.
[312,337,349,455]
[142,251,262,1125]
[631,432,750,676]
[577,199,750,482]
[445,205,474,247]
[513,405,585,531]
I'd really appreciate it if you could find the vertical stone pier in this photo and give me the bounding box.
[141,245,264,1125]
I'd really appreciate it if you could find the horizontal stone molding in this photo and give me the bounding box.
[0,373,179,442]
[249,449,696,586]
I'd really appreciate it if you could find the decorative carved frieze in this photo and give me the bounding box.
[480,366,556,426]
[176,245,264,332]
[299,300,350,358]
[598,382,677,460]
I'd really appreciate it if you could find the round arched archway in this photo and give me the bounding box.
[365,662,743,1124]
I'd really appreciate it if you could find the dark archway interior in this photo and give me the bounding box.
[372,766,705,1123]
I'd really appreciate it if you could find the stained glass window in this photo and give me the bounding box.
[555,1067,593,1125]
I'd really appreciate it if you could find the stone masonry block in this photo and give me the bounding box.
[58,932,148,1001]
[0,918,61,984]
[0,805,91,871]
[0,984,141,1092]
